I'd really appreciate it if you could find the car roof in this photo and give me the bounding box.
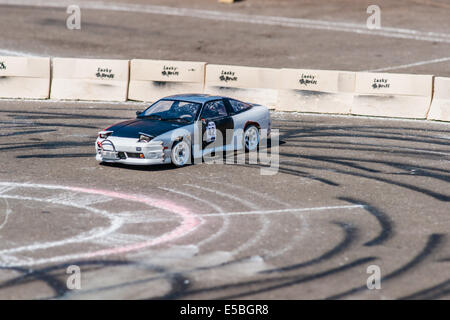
[161,94,231,104]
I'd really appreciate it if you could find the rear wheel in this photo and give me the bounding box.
[244,125,260,152]
[171,140,191,167]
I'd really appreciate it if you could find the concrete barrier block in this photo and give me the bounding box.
[277,68,355,114]
[128,59,206,102]
[204,64,279,108]
[50,58,129,101]
[0,56,50,99]
[428,77,450,121]
[352,72,433,119]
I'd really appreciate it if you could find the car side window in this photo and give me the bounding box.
[201,100,228,119]
[229,99,252,114]
[168,101,199,121]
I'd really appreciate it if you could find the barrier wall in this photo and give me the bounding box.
[277,69,355,113]
[0,56,50,99]
[1,53,448,122]
[427,77,450,121]
[351,72,433,119]
[50,58,129,101]
[204,64,279,108]
[128,59,206,102]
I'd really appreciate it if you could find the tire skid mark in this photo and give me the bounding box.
[326,234,445,299]
[177,257,376,300]
[0,260,134,299]
[400,278,450,300]
[280,158,450,202]
[0,266,69,297]
[261,221,357,274]
[338,197,394,246]
[289,141,450,157]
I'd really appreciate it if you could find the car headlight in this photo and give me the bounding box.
[138,133,153,143]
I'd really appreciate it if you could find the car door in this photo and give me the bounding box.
[200,99,234,151]
[224,98,254,150]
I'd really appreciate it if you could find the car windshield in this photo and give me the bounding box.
[138,99,201,123]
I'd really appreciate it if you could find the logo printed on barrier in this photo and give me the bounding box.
[219,70,238,82]
[162,66,180,77]
[372,78,390,89]
[0,62,5,70]
[96,67,115,79]
[299,74,318,86]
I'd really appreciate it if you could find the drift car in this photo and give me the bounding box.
[95,94,271,167]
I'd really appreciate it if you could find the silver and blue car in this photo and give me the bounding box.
[95,94,271,167]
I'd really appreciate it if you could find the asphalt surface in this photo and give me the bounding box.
[0,100,449,299]
[0,0,450,300]
[2,0,450,75]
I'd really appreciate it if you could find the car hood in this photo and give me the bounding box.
[107,118,187,139]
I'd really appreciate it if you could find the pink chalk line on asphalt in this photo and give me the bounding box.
[68,186,202,259]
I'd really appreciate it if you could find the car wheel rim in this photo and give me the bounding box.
[245,127,259,151]
[172,141,189,166]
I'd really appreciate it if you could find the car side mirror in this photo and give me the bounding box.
[136,111,142,116]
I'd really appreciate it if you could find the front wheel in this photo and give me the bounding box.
[244,125,260,152]
[171,140,191,167]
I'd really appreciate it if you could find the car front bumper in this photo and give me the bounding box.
[95,137,172,165]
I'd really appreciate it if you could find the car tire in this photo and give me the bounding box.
[244,125,260,152]
[171,140,191,167]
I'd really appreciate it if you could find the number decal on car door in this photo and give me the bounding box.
[206,121,216,142]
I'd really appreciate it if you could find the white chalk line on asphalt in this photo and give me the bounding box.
[184,183,271,256]
[203,180,310,259]
[206,180,289,208]
[0,97,148,106]
[197,204,363,259]
[366,56,450,72]
[162,182,307,259]
[0,180,365,267]
[200,205,365,217]
[0,48,43,57]
[0,182,202,268]
[2,0,450,43]
[0,194,124,255]
[0,198,12,231]
[158,186,230,249]
[184,183,260,210]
